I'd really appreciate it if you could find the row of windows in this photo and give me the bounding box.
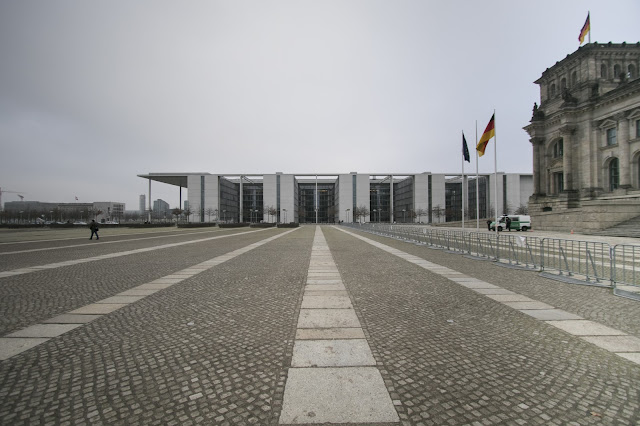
[548,63,637,98]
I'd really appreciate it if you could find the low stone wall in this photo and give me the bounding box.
[530,196,640,232]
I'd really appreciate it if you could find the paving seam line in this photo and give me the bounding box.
[333,226,640,366]
[0,228,233,256]
[0,227,301,361]
[279,226,399,424]
[0,228,275,279]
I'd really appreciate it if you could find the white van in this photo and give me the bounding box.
[490,215,531,231]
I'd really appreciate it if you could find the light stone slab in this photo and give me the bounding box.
[503,301,555,310]
[279,367,399,424]
[292,339,375,367]
[520,309,583,321]
[0,338,49,361]
[43,314,101,324]
[301,296,352,309]
[118,289,159,296]
[68,304,127,315]
[150,278,183,284]
[304,290,349,297]
[305,285,346,292]
[297,309,361,329]
[7,323,82,338]
[97,296,145,304]
[545,320,626,336]
[581,336,640,352]
[448,277,480,282]
[471,288,517,295]
[616,353,640,364]
[296,328,365,340]
[136,283,172,289]
[306,279,343,285]
[457,281,499,289]
[487,294,535,302]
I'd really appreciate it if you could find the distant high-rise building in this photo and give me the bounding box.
[139,195,145,214]
[153,199,170,215]
[184,200,189,211]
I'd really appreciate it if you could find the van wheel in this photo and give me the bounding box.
[522,226,528,231]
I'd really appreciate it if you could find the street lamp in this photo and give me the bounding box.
[283,208,287,223]
[223,210,227,223]
[346,208,350,223]
[402,209,406,223]
[372,209,377,224]
[49,210,53,223]
[19,211,23,224]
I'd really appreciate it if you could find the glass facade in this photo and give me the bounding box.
[298,183,336,223]
[242,183,263,223]
[219,177,239,222]
[393,177,414,223]
[370,182,390,222]
[446,176,489,221]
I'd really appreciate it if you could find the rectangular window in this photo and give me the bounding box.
[554,173,564,194]
[607,128,617,146]
[636,119,640,138]
[200,176,205,222]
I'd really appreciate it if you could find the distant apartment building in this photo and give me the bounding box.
[139,194,146,214]
[4,201,125,223]
[153,199,170,216]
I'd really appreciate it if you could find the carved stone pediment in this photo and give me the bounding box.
[598,118,617,129]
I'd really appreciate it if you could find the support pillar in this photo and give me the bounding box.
[148,178,152,222]
[619,117,631,188]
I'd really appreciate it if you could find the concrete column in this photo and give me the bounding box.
[239,177,244,222]
[530,138,543,194]
[619,118,631,188]
[389,175,394,222]
[560,126,575,191]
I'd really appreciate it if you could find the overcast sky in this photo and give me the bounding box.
[1,1,639,210]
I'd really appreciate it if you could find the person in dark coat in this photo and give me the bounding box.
[506,216,512,232]
[487,219,492,231]
[89,220,99,240]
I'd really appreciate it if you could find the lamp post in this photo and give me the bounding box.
[372,209,377,224]
[283,208,287,223]
[19,210,23,224]
[346,208,350,223]
[49,210,53,223]
[223,209,227,223]
[402,209,406,223]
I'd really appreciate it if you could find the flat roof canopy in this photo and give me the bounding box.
[137,173,199,188]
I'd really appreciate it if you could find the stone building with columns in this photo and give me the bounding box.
[524,42,640,232]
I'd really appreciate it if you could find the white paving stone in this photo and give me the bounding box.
[7,324,83,338]
[305,284,346,291]
[301,296,353,309]
[616,352,640,365]
[291,339,375,367]
[279,367,399,424]
[68,303,127,315]
[520,309,583,321]
[297,309,361,328]
[487,294,535,302]
[545,320,626,336]
[295,328,365,340]
[582,336,640,352]
[0,338,49,361]
[503,301,555,310]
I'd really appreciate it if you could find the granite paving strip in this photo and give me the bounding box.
[334,226,640,366]
[280,226,399,424]
[0,228,272,279]
[0,228,228,255]
[0,228,301,361]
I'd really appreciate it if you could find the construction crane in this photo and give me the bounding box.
[0,187,26,211]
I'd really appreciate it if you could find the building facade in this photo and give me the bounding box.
[524,42,640,231]
[139,172,532,225]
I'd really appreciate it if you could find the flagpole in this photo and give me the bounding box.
[588,11,591,43]
[476,121,479,231]
[462,131,465,229]
[494,110,498,238]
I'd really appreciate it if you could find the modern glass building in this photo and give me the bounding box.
[138,172,532,224]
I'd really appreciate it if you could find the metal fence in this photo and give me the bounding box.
[341,223,640,299]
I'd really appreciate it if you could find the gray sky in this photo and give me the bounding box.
[1,1,639,210]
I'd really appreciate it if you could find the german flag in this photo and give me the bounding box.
[476,114,495,157]
[579,13,590,44]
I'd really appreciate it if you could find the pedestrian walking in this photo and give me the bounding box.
[506,216,512,232]
[89,220,99,240]
[486,219,492,231]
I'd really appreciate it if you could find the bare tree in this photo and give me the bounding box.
[514,204,529,215]
[432,205,443,223]
[267,206,277,223]
[172,208,183,223]
[354,205,370,223]
[415,208,428,223]
[205,207,215,222]
[183,208,192,223]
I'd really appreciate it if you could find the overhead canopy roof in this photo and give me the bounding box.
[137,173,208,188]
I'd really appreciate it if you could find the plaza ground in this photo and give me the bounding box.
[0,225,638,425]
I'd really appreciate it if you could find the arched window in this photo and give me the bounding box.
[571,71,578,87]
[560,78,567,90]
[609,158,619,191]
[614,64,621,78]
[601,64,608,79]
[629,64,636,79]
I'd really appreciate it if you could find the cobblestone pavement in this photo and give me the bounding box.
[1,225,639,425]
[322,226,639,425]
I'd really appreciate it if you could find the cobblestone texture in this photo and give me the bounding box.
[0,229,283,336]
[0,227,312,425]
[323,226,640,425]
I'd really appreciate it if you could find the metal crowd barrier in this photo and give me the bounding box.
[341,223,640,299]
